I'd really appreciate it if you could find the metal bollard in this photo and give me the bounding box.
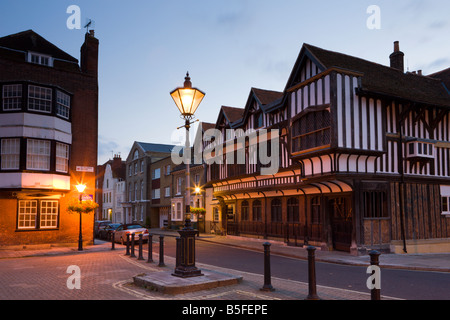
[111,231,115,250]
[158,235,165,267]
[305,246,320,300]
[130,233,136,258]
[138,234,144,260]
[125,233,130,256]
[147,234,153,263]
[369,250,381,300]
[260,242,275,292]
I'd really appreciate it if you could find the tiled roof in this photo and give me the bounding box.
[221,106,245,123]
[0,30,78,63]
[251,88,283,106]
[303,43,450,108]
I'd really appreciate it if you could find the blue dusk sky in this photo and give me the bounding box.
[1,0,449,165]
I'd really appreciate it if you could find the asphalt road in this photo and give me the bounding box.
[160,237,450,300]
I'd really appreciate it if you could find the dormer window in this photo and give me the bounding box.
[27,52,53,67]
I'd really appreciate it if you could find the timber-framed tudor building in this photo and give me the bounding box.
[203,42,450,255]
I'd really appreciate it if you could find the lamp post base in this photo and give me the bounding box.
[172,227,203,278]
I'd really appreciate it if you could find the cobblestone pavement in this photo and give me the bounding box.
[0,243,401,301]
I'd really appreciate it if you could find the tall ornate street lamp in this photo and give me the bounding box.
[170,72,205,278]
[75,184,87,251]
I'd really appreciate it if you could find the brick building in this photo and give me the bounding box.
[123,142,174,227]
[0,30,99,248]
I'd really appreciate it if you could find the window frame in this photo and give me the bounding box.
[291,107,331,154]
[17,199,59,230]
[26,139,51,171]
[1,138,21,170]
[2,84,22,111]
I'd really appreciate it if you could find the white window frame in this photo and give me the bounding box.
[18,200,37,229]
[27,52,53,67]
[152,168,161,180]
[39,200,58,229]
[152,188,160,200]
[55,143,69,173]
[1,138,20,170]
[441,186,450,215]
[56,91,70,119]
[2,84,22,111]
[26,139,50,171]
[165,187,170,198]
[28,85,52,113]
[176,177,182,195]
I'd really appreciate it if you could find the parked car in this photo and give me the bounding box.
[114,224,150,244]
[94,220,112,238]
[98,223,122,240]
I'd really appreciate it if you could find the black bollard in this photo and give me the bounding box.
[369,250,381,300]
[125,233,130,256]
[260,242,275,292]
[111,231,115,250]
[147,234,153,263]
[138,234,144,260]
[305,246,320,300]
[130,233,136,258]
[158,235,165,267]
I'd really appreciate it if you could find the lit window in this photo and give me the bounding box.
[55,143,69,173]
[18,200,37,229]
[26,139,50,171]
[56,91,70,119]
[39,200,58,229]
[28,85,52,113]
[1,138,20,170]
[2,84,22,111]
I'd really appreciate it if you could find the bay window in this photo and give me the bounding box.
[1,138,20,170]
[28,85,52,113]
[26,139,50,171]
[2,84,22,111]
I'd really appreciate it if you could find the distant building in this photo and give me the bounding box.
[124,142,174,226]
[96,154,126,223]
[0,30,99,248]
[150,156,174,228]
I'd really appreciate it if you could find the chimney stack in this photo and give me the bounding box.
[390,41,405,72]
[80,30,99,76]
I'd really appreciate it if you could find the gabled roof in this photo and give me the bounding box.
[286,43,450,108]
[136,142,175,153]
[216,106,245,128]
[252,87,284,107]
[0,30,78,63]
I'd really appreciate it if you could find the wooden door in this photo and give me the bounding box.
[329,197,353,252]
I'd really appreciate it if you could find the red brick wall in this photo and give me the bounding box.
[0,34,98,247]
